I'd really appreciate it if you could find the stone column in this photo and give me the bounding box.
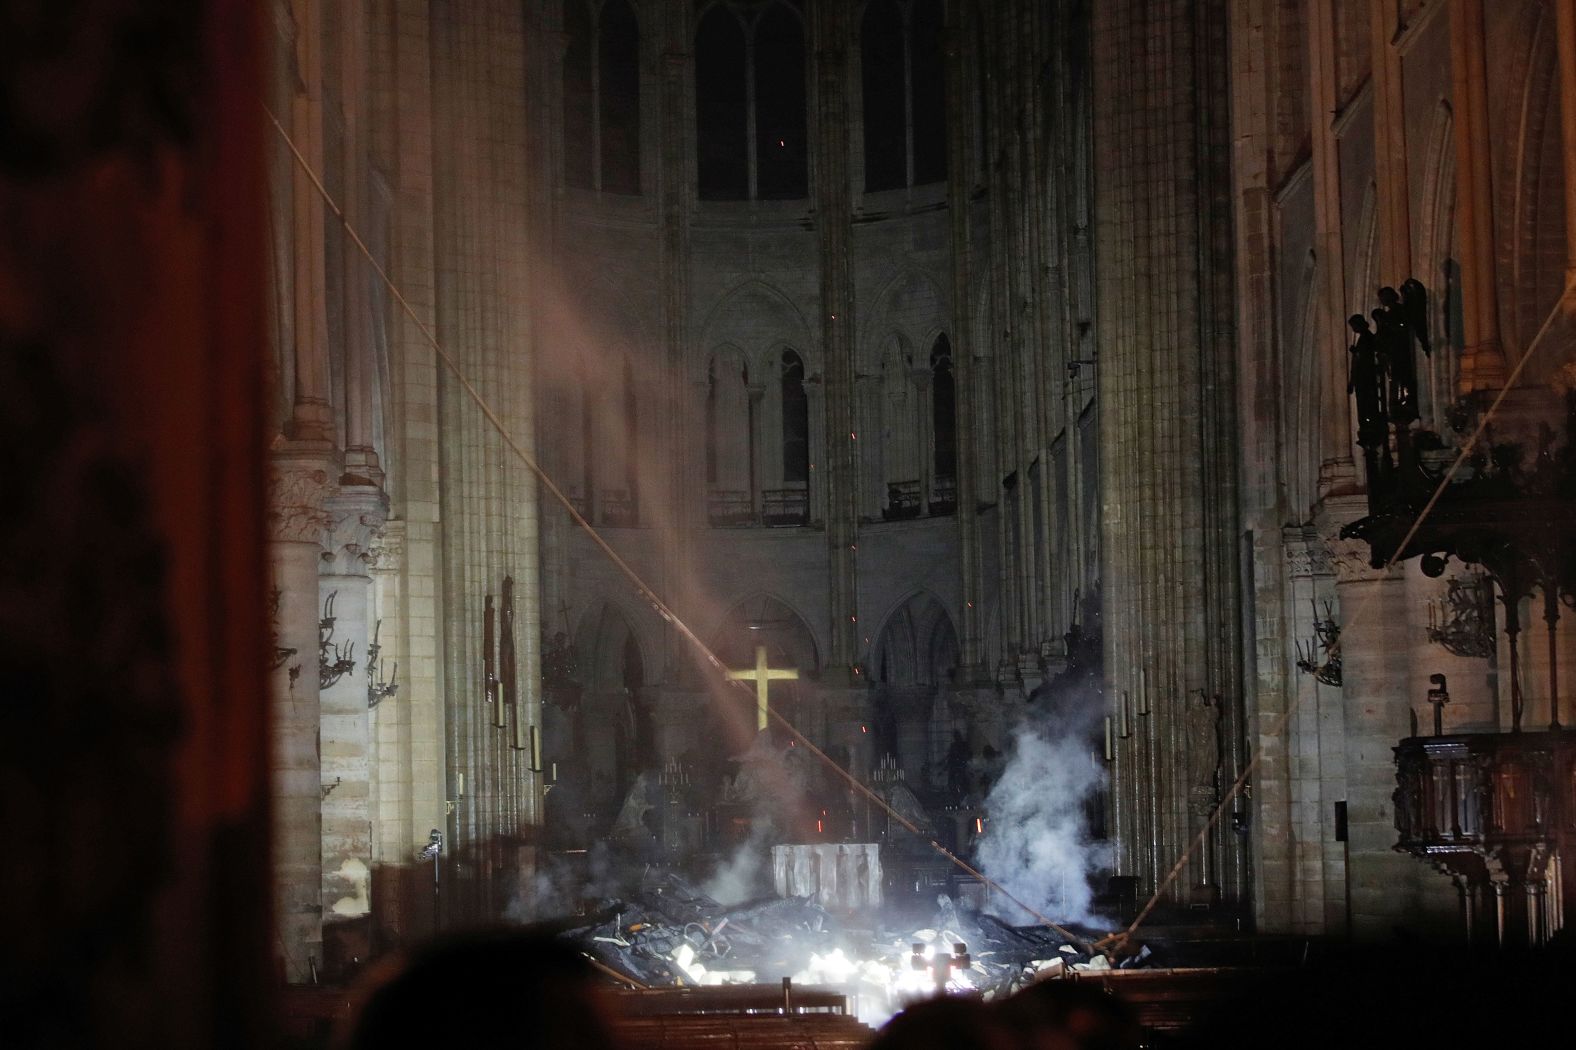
[1371,0,1414,282]
[337,0,382,484]
[813,1,860,674]
[285,0,335,444]
[429,0,541,920]
[748,381,767,523]
[1449,0,1507,389]
[655,2,697,681]
[1322,497,1457,939]
[942,28,987,679]
[1093,0,1242,903]
[1308,0,1355,493]
[266,453,332,982]
[318,486,386,973]
[1555,0,1576,282]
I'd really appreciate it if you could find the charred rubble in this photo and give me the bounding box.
[552,869,1152,1005]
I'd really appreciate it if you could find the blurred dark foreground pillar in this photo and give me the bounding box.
[0,3,274,1047]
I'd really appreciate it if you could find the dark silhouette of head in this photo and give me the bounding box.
[1348,314,1369,333]
[336,928,619,1050]
[868,996,1014,1050]
[997,979,1143,1050]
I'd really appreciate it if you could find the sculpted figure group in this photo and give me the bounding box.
[1347,279,1432,450]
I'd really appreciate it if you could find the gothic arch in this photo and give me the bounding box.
[706,592,822,675]
[1507,3,1567,368]
[572,597,652,694]
[1417,98,1460,426]
[704,345,752,509]
[870,590,959,688]
[1284,249,1321,517]
[695,279,815,383]
[1348,179,1378,319]
[860,267,949,373]
[570,595,658,809]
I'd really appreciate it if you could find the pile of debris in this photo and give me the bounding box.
[555,873,1153,1024]
[556,871,834,988]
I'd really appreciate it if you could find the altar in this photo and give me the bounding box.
[771,843,882,911]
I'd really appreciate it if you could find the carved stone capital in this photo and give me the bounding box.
[266,457,332,545]
[1282,525,1331,579]
[320,485,389,575]
[1316,495,1400,585]
[368,519,405,574]
[1323,533,1402,585]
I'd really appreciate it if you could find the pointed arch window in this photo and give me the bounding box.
[587,356,640,527]
[930,334,956,513]
[696,2,808,201]
[765,349,811,526]
[880,336,921,520]
[562,0,642,194]
[861,0,947,192]
[781,351,809,484]
[706,352,754,525]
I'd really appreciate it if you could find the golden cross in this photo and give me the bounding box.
[726,644,799,731]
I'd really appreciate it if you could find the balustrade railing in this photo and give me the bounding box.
[707,489,754,527]
[599,488,638,527]
[929,474,957,516]
[883,479,922,521]
[762,486,809,527]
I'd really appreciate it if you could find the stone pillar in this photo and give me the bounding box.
[430,0,541,920]
[285,0,335,444]
[266,453,332,982]
[941,13,986,680]
[1371,0,1414,282]
[337,0,381,484]
[1277,528,1346,934]
[1449,0,1507,390]
[318,486,386,973]
[655,2,698,681]
[1555,0,1576,282]
[1323,497,1457,939]
[1093,0,1243,903]
[1308,0,1356,493]
[813,1,860,674]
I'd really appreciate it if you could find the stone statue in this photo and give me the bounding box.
[1347,314,1387,447]
[1400,278,1431,358]
[610,771,659,844]
[1375,286,1418,423]
[1185,690,1221,800]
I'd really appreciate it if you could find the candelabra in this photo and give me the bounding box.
[366,618,398,708]
[319,591,356,690]
[1426,575,1495,659]
[1295,600,1342,687]
[659,756,690,804]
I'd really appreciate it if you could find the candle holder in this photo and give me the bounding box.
[1294,600,1342,687]
[319,591,357,690]
[1425,576,1494,659]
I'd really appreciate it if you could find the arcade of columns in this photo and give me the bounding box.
[259,0,1576,979]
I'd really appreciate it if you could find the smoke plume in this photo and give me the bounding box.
[976,695,1108,925]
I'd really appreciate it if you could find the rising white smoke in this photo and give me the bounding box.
[976,711,1108,925]
[702,829,770,906]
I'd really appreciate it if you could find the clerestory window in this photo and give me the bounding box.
[563,0,642,195]
[695,1,808,201]
[860,0,946,193]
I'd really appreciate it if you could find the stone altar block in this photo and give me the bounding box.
[772,843,882,911]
